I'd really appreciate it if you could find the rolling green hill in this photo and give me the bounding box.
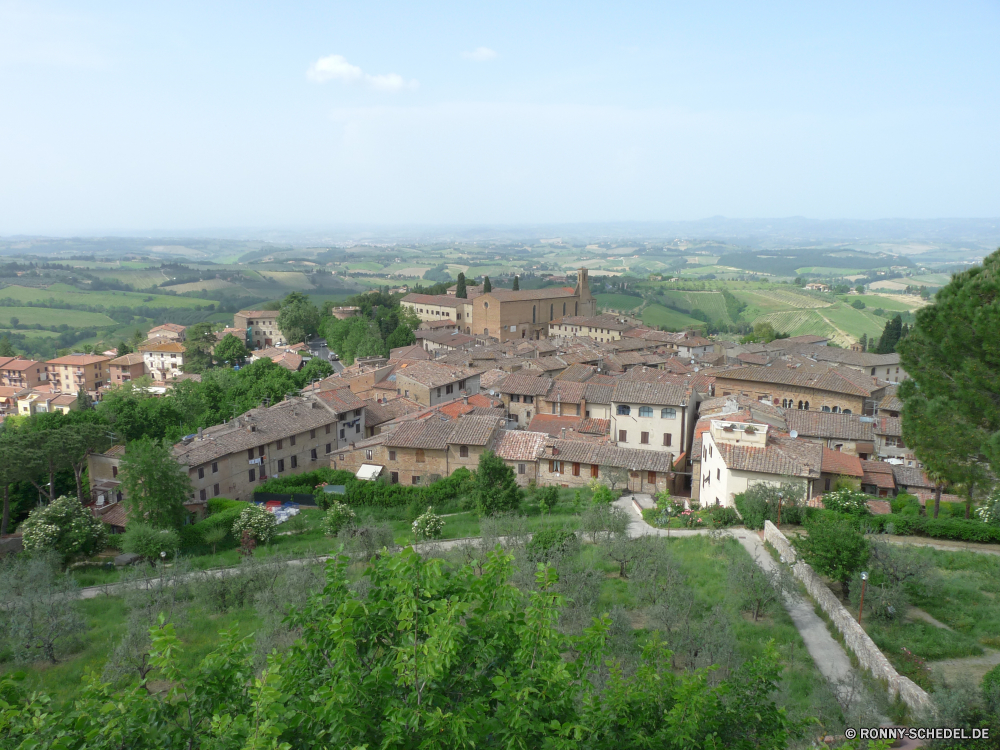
[596,293,643,311]
[641,304,707,331]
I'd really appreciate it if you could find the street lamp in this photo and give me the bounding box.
[857,571,868,624]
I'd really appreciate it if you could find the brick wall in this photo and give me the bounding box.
[713,378,866,415]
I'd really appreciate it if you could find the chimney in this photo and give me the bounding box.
[462,395,468,405]
[197,427,203,440]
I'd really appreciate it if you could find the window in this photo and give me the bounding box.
[550,304,554,319]
[311,448,318,461]
[340,429,345,439]
[365,450,372,460]
[661,407,676,419]
[591,464,599,478]
[112,465,118,477]
[518,463,526,474]
[616,405,631,415]
[212,462,218,474]
[278,458,285,472]
[310,429,316,439]
[436,388,441,397]
[416,449,425,463]
[648,471,656,485]
[798,401,804,410]
[548,459,563,474]
[618,429,627,442]
[511,394,520,402]
[391,471,398,484]
[805,401,810,409]
[325,424,331,434]
[573,462,580,476]
[640,431,649,444]
[459,379,466,389]
[716,468,720,480]
[843,409,852,415]
[248,448,254,460]
[709,445,713,457]
[326,443,331,453]
[412,476,421,485]
[249,468,256,482]
[532,306,536,323]
[291,455,297,469]
[639,406,653,417]
[524,395,534,404]
[213,484,220,496]
[460,445,469,458]
[562,302,566,315]
[198,467,205,479]
[199,488,207,501]
[822,405,830,412]
[356,424,360,433]
[663,433,672,447]
[446,384,453,394]
[290,435,296,446]
[389,450,396,461]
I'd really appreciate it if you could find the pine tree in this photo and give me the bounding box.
[455,272,467,299]
[512,275,519,291]
[875,315,903,353]
[483,276,492,293]
[859,333,867,352]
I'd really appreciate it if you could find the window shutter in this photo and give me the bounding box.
[549,460,555,472]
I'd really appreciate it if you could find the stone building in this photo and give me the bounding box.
[537,438,681,495]
[109,352,147,385]
[782,409,877,459]
[712,364,887,415]
[139,339,186,380]
[234,309,285,349]
[147,323,187,341]
[547,314,637,342]
[391,362,483,406]
[610,380,697,456]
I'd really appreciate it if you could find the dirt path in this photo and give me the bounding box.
[815,311,854,347]
[931,649,1000,685]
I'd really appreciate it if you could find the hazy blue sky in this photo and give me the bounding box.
[1,1,998,233]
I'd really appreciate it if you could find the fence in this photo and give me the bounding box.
[763,521,935,719]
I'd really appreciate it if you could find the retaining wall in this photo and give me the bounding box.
[763,521,935,718]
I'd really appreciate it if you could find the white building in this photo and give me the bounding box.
[138,338,186,380]
[610,380,697,455]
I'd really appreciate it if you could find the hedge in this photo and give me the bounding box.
[809,509,1000,545]
[180,500,252,550]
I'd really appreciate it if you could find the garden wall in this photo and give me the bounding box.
[763,521,935,718]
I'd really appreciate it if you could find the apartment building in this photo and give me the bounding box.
[548,313,637,342]
[139,339,186,380]
[0,358,46,388]
[610,380,696,456]
[45,354,110,392]
[234,309,285,349]
[109,352,147,385]
[391,361,482,406]
[172,391,365,503]
[147,323,187,341]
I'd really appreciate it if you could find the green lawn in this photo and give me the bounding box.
[0,306,117,327]
[640,304,707,331]
[595,293,643,311]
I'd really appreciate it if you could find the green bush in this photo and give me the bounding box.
[710,506,740,528]
[179,501,252,549]
[591,485,615,505]
[232,505,277,545]
[20,495,108,563]
[120,523,180,561]
[526,529,580,562]
[821,488,871,517]
[322,502,356,537]
[983,664,1000,693]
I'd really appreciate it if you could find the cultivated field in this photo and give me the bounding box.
[641,304,707,331]
[0,284,215,309]
[0,307,117,327]
[659,290,732,324]
[595,293,643,311]
[163,278,240,294]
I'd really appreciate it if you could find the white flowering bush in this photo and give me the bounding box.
[21,495,108,562]
[976,489,1000,526]
[322,502,356,537]
[231,504,277,545]
[821,487,872,517]
[411,507,444,541]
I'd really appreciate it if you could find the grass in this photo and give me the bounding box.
[595,293,643,311]
[0,306,117,327]
[658,290,733,324]
[0,283,215,309]
[640,304,707,331]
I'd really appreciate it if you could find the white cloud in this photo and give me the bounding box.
[307,54,416,91]
[461,47,497,62]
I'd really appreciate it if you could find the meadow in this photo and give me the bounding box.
[641,304,707,330]
[0,283,216,309]
[595,293,643,311]
[0,306,117,327]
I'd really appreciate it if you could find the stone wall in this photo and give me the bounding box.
[763,521,935,718]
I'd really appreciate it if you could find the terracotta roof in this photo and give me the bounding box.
[394,361,483,388]
[528,414,583,437]
[550,314,637,331]
[497,373,553,396]
[447,415,503,446]
[879,392,903,413]
[577,418,610,435]
[417,330,477,347]
[892,465,933,489]
[0,358,40,371]
[714,436,822,478]
[782,410,876,441]
[737,352,770,365]
[139,340,186,353]
[493,430,548,462]
[867,500,893,515]
[401,293,465,308]
[714,365,879,397]
[875,416,902,436]
[390,344,433,361]
[583,382,614,403]
[110,353,145,366]
[478,368,508,390]
[237,309,280,317]
[149,323,186,333]
[317,387,366,411]
[97,503,128,528]
[383,414,502,449]
[547,380,588,404]
[821,447,864,477]
[546,438,677,473]
[484,287,577,302]
[861,460,896,490]
[611,380,691,406]
[47,354,110,366]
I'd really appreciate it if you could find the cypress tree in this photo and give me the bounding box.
[512,275,519,291]
[455,273,467,299]
[858,333,867,352]
[483,276,492,293]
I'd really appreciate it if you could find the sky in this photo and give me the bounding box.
[1,0,998,234]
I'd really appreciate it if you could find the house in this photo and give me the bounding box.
[362,397,424,437]
[805,283,829,291]
[0,358,46,389]
[45,354,110,392]
[713,364,886,416]
[139,339,186,380]
[782,409,877,459]
[537,438,681,495]
[332,414,504,486]
[818,447,864,494]
[17,391,78,416]
[172,392,365,503]
[493,430,548,486]
[234,309,284,349]
[699,420,822,507]
[861,460,896,497]
[392,361,483,406]
[416,330,477,353]
[390,344,434,361]
[446,283,484,297]
[147,323,187,341]
[877,389,903,417]
[400,294,471,328]
[610,380,696,456]
[495,373,552,424]
[109,352,147,385]
[548,314,638,343]
[251,347,304,372]
[873,416,914,464]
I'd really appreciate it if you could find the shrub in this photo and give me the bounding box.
[536,486,559,509]
[983,663,1000,694]
[232,505,277,546]
[821,487,872,517]
[848,573,906,622]
[591,485,615,505]
[710,506,740,528]
[734,482,806,530]
[797,518,869,598]
[179,500,252,549]
[120,523,181,561]
[526,529,579,562]
[474,451,521,515]
[21,495,108,562]
[322,502,356,537]
[411,507,444,541]
[975,488,1000,526]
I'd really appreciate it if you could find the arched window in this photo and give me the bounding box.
[843,409,852,415]
[483,301,489,309]
[532,305,536,323]
[661,408,676,418]
[832,406,841,413]
[638,406,653,417]
[484,328,489,336]
[822,406,831,412]
[798,401,803,410]
[616,405,631,415]
[804,401,810,410]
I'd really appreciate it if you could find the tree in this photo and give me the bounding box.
[20,495,108,563]
[855,285,865,294]
[131,328,145,348]
[601,464,630,493]
[182,321,217,372]
[859,333,867,352]
[116,340,132,356]
[277,291,320,344]
[0,436,16,535]
[214,332,248,366]
[61,421,109,501]
[474,450,521,514]
[798,518,869,598]
[874,314,903,353]
[482,275,492,293]
[728,548,789,621]
[512,275,520,291]
[0,552,85,664]
[899,249,1000,482]
[385,322,415,350]
[455,272,467,299]
[118,438,193,530]
[0,335,16,357]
